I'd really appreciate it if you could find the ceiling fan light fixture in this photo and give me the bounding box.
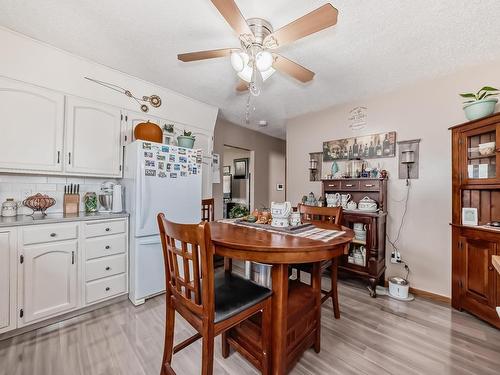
[255,51,273,72]
[230,51,248,73]
[238,65,275,83]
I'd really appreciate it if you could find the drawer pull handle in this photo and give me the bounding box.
[345,184,354,187]
[328,184,336,187]
[105,228,111,232]
[105,266,111,271]
[105,287,110,291]
[365,184,374,187]
[50,233,57,237]
[105,245,110,250]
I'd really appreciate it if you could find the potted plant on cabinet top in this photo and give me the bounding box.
[177,130,196,149]
[460,86,499,121]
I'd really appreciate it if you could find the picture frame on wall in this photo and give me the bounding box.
[462,207,478,226]
[323,131,396,161]
[233,158,248,179]
[223,165,231,174]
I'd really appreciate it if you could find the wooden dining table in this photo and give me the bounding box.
[209,221,354,375]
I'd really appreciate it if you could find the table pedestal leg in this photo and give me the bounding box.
[271,263,289,375]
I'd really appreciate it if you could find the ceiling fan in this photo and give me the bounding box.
[178,1,338,96]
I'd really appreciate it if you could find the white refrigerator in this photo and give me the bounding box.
[123,140,202,305]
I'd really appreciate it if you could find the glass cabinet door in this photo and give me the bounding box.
[462,124,499,183]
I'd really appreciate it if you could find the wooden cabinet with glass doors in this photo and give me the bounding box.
[450,112,500,328]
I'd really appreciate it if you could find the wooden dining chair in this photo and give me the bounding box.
[292,204,343,319]
[201,198,215,222]
[157,213,272,375]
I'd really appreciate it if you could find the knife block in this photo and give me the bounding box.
[63,194,80,214]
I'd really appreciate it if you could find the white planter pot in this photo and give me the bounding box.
[463,98,498,121]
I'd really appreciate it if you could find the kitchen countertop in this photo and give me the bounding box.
[0,212,129,228]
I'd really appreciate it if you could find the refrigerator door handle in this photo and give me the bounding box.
[139,160,147,232]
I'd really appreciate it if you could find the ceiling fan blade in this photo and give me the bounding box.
[264,4,338,48]
[273,54,315,83]
[177,48,235,62]
[210,0,253,37]
[236,81,249,92]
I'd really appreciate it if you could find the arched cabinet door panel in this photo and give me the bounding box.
[0,77,64,173]
[20,241,78,325]
[0,228,17,334]
[65,96,123,177]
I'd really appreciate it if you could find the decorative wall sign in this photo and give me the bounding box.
[323,131,396,161]
[84,77,162,113]
[348,106,367,130]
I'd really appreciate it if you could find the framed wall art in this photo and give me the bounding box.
[233,158,249,179]
[323,131,396,161]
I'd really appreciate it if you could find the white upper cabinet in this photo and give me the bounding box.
[0,228,17,334]
[65,97,123,177]
[0,77,64,173]
[123,111,162,145]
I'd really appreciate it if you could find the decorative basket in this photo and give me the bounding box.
[23,193,56,215]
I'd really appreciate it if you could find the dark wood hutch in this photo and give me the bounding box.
[322,177,387,296]
[450,113,500,328]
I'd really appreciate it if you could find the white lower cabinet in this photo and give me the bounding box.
[19,240,78,325]
[0,216,129,335]
[0,228,17,334]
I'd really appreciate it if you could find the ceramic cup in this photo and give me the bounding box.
[289,212,301,226]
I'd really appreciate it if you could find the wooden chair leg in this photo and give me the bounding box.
[331,258,340,319]
[221,331,230,358]
[260,299,272,375]
[161,296,176,374]
[201,326,215,375]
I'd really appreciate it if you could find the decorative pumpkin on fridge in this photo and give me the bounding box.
[134,121,163,143]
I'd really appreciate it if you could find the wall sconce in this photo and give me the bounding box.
[308,152,322,182]
[397,139,420,185]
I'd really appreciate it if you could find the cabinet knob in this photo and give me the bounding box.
[346,184,354,187]
[50,233,57,237]
[105,227,111,232]
[105,266,111,271]
[105,245,110,250]
[105,287,110,291]
[488,265,493,271]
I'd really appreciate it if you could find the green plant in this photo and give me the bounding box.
[182,130,195,139]
[163,123,174,133]
[460,86,500,103]
[229,204,249,219]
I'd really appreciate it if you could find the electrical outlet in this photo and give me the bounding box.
[390,250,402,264]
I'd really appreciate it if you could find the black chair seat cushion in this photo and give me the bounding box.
[214,271,272,323]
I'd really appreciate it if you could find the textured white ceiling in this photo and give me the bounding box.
[1,0,500,139]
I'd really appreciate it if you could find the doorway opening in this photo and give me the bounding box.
[222,145,254,218]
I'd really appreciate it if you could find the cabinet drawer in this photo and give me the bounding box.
[340,181,360,190]
[23,223,78,245]
[84,219,126,238]
[359,180,381,191]
[86,254,126,282]
[86,273,127,304]
[323,180,341,190]
[85,233,126,260]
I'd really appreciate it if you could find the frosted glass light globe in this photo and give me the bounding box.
[255,51,273,72]
[230,51,249,72]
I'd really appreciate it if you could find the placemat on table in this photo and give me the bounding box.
[218,219,345,242]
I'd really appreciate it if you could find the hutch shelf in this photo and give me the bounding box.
[322,177,387,297]
[450,113,500,328]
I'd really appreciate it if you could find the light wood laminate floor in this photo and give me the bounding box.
[1,278,499,375]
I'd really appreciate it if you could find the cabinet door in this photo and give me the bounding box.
[0,229,17,334]
[0,77,64,173]
[65,97,123,177]
[124,111,162,145]
[461,237,497,308]
[460,124,500,185]
[20,241,78,324]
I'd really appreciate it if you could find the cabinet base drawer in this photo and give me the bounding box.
[84,219,126,238]
[23,223,78,245]
[86,254,126,282]
[86,273,127,304]
[85,233,126,260]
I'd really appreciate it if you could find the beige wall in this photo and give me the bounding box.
[286,60,500,298]
[213,119,286,219]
